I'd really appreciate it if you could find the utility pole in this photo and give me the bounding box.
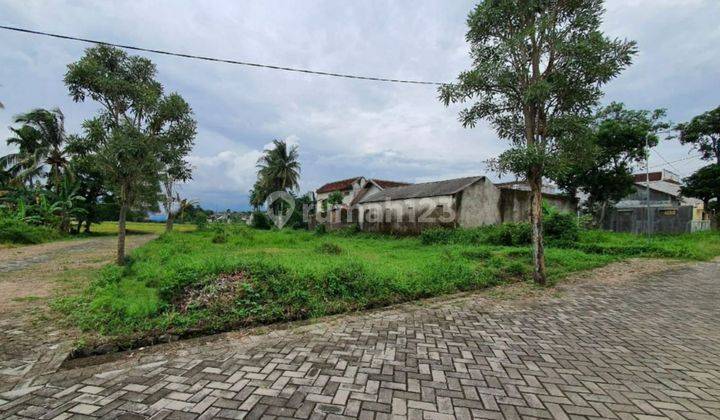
[645,135,651,236]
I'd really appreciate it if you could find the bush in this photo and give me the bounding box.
[544,210,580,242]
[316,242,343,255]
[485,223,532,246]
[250,211,272,230]
[314,224,327,235]
[211,232,227,244]
[0,218,60,244]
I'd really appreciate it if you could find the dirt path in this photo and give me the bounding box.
[0,235,156,393]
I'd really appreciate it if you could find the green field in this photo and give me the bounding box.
[55,224,720,349]
[92,221,197,235]
[0,220,197,246]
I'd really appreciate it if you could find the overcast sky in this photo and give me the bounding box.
[1,0,718,211]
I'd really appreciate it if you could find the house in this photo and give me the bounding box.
[495,181,576,222]
[314,176,411,220]
[315,177,365,215]
[356,176,500,234]
[604,170,711,234]
[350,176,577,234]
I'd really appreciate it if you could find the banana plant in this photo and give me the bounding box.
[52,173,86,233]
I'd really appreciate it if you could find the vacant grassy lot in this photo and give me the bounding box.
[55,224,720,350]
[92,221,197,235]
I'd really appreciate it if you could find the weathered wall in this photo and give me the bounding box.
[457,179,502,228]
[604,205,697,234]
[315,178,366,216]
[499,189,576,222]
[358,195,456,234]
[622,186,678,204]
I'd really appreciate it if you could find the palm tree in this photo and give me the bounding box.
[256,139,301,194]
[255,140,300,216]
[0,108,69,191]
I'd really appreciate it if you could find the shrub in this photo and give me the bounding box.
[211,233,227,244]
[0,218,60,244]
[485,223,532,246]
[316,242,343,255]
[314,224,327,235]
[544,211,580,242]
[250,211,272,230]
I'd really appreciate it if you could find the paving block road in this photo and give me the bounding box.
[1,259,719,419]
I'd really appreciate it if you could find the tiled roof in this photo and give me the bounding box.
[316,177,363,194]
[359,176,484,203]
[370,179,412,189]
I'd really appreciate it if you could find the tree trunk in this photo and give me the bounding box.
[84,219,92,233]
[598,201,608,227]
[165,211,174,233]
[117,202,129,266]
[529,174,547,285]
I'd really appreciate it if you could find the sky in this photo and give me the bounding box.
[1,0,719,211]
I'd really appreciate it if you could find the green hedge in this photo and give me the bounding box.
[0,218,61,244]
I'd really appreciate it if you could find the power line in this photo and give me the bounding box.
[0,25,446,86]
[648,154,702,170]
[652,149,680,173]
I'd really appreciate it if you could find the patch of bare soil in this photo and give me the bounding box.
[560,257,688,286]
[174,271,251,313]
[0,234,156,392]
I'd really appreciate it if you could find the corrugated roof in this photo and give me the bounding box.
[632,181,703,206]
[495,181,566,197]
[359,176,484,203]
[316,177,363,194]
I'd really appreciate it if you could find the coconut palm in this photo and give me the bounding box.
[0,108,70,191]
[256,139,300,195]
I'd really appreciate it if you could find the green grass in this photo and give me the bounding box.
[55,224,720,348]
[92,221,196,235]
[0,219,196,246]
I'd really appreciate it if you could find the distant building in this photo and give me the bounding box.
[495,182,576,222]
[313,175,576,234]
[314,177,410,217]
[604,170,711,234]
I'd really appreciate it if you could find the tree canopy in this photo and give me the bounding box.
[555,102,668,223]
[677,106,720,164]
[65,45,196,264]
[681,164,720,210]
[440,0,636,284]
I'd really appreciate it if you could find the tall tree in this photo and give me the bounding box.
[256,140,301,194]
[555,102,668,224]
[676,106,720,165]
[155,94,197,233]
[681,164,720,211]
[440,0,636,284]
[65,45,196,264]
[1,108,70,191]
[249,181,267,210]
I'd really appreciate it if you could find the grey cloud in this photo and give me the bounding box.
[1,0,718,210]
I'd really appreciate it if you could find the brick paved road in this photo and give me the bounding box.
[1,259,719,419]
